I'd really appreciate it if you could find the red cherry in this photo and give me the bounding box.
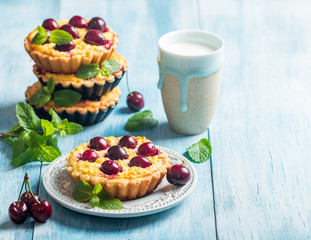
[30,200,52,223]
[100,160,122,175]
[119,135,137,149]
[81,149,98,162]
[59,24,79,39]
[127,91,144,111]
[42,18,58,30]
[166,165,190,185]
[84,29,106,45]
[21,192,40,209]
[8,202,28,224]
[69,15,87,28]
[87,17,106,32]
[90,136,109,151]
[137,142,157,156]
[128,156,152,168]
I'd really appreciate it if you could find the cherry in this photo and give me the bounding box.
[166,165,190,186]
[137,142,157,156]
[42,18,58,30]
[81,149,98,162]
[69,15,87,28]
[127,91,145,111]
[128,156,152,168]
[84,29,106,45]
[8,202,28,224]
[107,145,128,160]
[119,135,137,149]
[54,41,75,51]
[21,192,40,209]
[59,24,79,39]
[90,136,109,151]
[100,160,122,175]
[30,200,52,223]
[87,17,106,32]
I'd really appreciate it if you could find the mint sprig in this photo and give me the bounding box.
[29,77,82,108]
[75,60,120,79]
[31,26,73,45]
[73,180,123,210]
[0,102,83,167]
[186,138,212,163]
[125,110,158,131]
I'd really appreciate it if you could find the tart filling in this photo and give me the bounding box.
[25,81,120,114]
[66,136,170,200]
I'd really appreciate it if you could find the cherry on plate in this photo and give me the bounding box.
[137,142,157,156]
[81,149,98,162]
[30,200,52,223]
[84,29,106,45]
[107,145,128,160]
[166,165,190,186]
[128,156,152,168]
[69,15,88,28]
[59,24,79,39]
[100,160,122,175]
[42,18,58,30]
[119,135,137,149]
[87,17,106,32]
[127,91,144,111]
[21,192,40,209]
[54,41,75,51]
[90,136,110,151]
[8,202,28,224]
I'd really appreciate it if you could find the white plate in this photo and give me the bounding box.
[42,146,197,218]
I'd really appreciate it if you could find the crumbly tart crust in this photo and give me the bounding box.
[25,81,121,114]
[66,137,171,200]
[24,20,119,74]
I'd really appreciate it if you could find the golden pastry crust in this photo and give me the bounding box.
[66,136,171,200]
[25,82,120,114]
[33,51,128,88]
[24,20,119,74]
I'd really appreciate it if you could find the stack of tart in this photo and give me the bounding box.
[24,16,127,125]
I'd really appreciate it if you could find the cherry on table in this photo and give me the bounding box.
[69,15,87,28]
[90,137,110,151]
[87,17,106,32]
[84,29,106,45]
[166,165,190,186]
[127,91,144,111]
[59,24,79,39]
[42,18,58,30]
[8,202,28,224]
[54,41,75,51]
[100,160,122,175]
[81,149,98,162]
[30,200,52,223]
[21,192,40,209]
[137,142,157,156]
[119,135,137,149]
[107,145,128,160]
[128,156,152,168]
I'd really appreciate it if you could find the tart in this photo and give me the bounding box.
[25,81,121,126]
[33,51,128,100]
[66,136,171,200]
[24,18,119,74]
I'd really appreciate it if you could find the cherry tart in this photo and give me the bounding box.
[66,136,170,200]
[25,82,120,126]
[33,52,128,100]
[24,17,119,74]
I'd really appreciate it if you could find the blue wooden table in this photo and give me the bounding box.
[1,0,310,239]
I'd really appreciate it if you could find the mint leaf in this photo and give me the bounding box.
[31,26,48,45]
[29,131,45,148]
[98,191,123,210]
[102,60,120,74]
[48,109,62,127]
[47,77,55,94]
[187,138,212,163]
[16,102,41,132]
[59,130,66,138]
[90,196,100,208]
[72,180,93,202]
[125,110,158,131]
[8,123,24,135]
[41,119,55,136]
[64,122,83,135]
[12,132,29,159]
[45,134,58,147]
[49,29,73,45]
[29,89,51,107]
[76,64,100,79]
[92,184,102,195]
[11,148,39,167]
[53,90,82,107]
[37,145,61,162]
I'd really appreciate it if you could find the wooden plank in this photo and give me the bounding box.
[31,0,217,239]
[198,0,311,239]
[0,0,59,239]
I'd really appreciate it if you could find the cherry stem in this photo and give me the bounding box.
[126,71,132,95]
[25,174,40,204]
[0,132,18,137]
[17,181,25,206]
[182,160,186,166]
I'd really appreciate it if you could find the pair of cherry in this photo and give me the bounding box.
[8,173,52,224]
